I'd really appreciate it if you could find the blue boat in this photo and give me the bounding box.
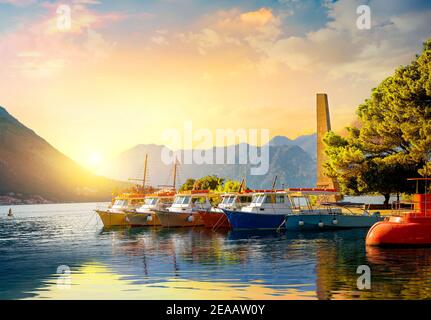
[223,191,290,230]
[223,210,286,230]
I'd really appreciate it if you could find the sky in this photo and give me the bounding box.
[1,0,431,170]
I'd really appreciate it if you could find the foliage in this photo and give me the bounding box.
[179,178,196,192]
[179,175,243,193]
[324,39,431,204]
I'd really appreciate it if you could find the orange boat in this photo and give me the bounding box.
[199,191,253,229]
[366,178,431,247]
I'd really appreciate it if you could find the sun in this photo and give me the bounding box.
[87,152,104,168]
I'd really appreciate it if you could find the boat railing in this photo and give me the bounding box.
[390,200,431,217]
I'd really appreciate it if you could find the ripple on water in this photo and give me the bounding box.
[2,203,431,299]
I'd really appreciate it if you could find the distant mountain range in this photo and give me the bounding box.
[98,134,317,190]
[0,104,317,201]
[0,106,127,203]
[268,134,316,159]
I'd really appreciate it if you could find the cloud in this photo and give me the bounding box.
[258,0,431,81]
[174,7,281,56]
[0,0,36,6]
[240,7,276,26]
[0,1,125,78]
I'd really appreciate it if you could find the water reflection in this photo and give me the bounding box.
[2,203,431,299]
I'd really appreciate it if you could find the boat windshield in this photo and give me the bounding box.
[144,198,158,205]
[222,196,236,204]
[113,200,128,206]
[251,195,265,204]
[174,196,191,205]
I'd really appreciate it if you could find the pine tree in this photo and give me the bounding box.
[324,39,431,205]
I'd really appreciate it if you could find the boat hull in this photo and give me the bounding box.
[366,215,431,247]
[155,210,204,228]
[285,214,382,231]
[125,212,161,227]
[199,211,231,229]
[223,210,286,230]
[96,210,129,227]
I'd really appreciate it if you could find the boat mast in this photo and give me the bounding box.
[238,178,245,192]
[173,160,178,191]
[143,153,148,191]
[272,176,278,190]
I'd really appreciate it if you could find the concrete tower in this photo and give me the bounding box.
[316,93,340,195]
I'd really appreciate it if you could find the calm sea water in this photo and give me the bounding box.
[1,201,431,300]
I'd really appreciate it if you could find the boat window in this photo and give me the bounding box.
[252,195,265,204]
[173,197,183,205]
[221,196,230,204]
[239,196,252,203]
[265,195,276,204]
[182,196,191,204]
[144,198,157,205]
[228,196,236,204]
[251,195,260,204]
[276,195,285,203]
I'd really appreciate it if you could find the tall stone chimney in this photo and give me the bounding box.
[316,94,341,198]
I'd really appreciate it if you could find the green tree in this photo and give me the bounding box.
[324,39,431,205]
[179,178,196,192]
[179,175,225,191]
[219,179,243,192]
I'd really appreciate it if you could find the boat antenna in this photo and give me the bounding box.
[272,176,278,190]
[238,178,245,192]
[173,160,178,191]
[143,153,148,191]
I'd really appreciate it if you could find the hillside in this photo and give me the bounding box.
[0,106,127,203]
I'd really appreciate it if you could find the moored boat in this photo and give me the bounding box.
[199,191,253,229]
[284,188,383,230]
[96,193,146,227]
[155,190,217,228]
[125,191,175,227]
[223,190,290,230]
[366,178,431,247]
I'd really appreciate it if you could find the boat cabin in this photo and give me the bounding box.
[167,190,215,213]
[136,191,175,214]
[241,191,293,214]
[109,193,145,213]
[216,192,253,211]
[286,188,342,215]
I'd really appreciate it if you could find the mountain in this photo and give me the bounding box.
[98,141,316,190]
[0,106,127,203]
[268,134,317,159]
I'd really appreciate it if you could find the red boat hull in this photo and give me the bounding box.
[199,211,231,229]
[366,214,431,247]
